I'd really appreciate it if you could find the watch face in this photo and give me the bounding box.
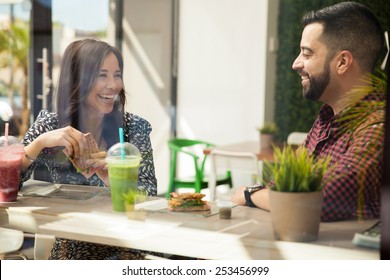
[247,185,263,193]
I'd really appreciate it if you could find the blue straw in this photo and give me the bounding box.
[119,127,125,159]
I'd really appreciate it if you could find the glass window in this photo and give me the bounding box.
[52,0,110,89]
[0,0,30,137]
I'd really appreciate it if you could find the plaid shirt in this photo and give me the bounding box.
[304,94,384,222]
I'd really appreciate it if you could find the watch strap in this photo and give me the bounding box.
[244,189,257,207]
[244,184,265,208]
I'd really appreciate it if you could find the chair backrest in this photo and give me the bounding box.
[287,132,308,146]
[208,149,260,201]
[34,234,55,260]
[0,227,24,259]
[168,138,214,150]
[168,138,215,176]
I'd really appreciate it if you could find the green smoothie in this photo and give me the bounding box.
[108,159,140,212]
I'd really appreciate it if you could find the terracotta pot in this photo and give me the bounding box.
[260,133,274,151]
[269,190,323,242]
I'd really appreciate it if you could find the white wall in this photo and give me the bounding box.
[177,0,269,145]
[122,0,273,194]
[122,0,172,195]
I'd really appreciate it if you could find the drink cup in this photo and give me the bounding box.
[0,136,24,202]
[106,142,141,212]
[217,201,234,219]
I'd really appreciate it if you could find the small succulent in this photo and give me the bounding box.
[258,123,278,134]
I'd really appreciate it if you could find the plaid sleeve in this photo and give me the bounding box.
[321,116,384,222]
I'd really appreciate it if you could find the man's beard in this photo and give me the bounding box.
[303,63,330,101]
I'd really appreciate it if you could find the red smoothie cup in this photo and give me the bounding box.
[0,136,24,202]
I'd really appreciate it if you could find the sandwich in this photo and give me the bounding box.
[63,133,100,179]
[168,192,210,212]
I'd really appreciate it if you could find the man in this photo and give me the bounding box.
[231,2,385,222]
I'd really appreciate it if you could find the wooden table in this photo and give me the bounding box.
[0,180,379,260]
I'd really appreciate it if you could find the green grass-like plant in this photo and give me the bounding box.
[258,123,278,135]
[336,72,386,133]
[123,188,147,205]
[265,145,331,192]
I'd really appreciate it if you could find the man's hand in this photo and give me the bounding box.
[231,185,247,206]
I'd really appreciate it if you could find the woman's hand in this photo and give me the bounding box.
[22,126,88,171]
[86,151,110,186]
[36,126,88,159]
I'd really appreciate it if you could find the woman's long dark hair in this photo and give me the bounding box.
[56,38,126,148]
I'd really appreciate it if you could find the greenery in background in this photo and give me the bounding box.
[0,21,30,136]
[264,145,332,192]
[337,72,386,134]
[275,0,390,141]
[257,122,278,134]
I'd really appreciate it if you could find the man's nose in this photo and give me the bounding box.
[292,56,303,70]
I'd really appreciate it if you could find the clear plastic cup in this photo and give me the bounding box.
[106,142,141,212]
[217,201,235,219]
[0,136,24,202]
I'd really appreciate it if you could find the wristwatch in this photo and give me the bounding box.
[244,184,266,207]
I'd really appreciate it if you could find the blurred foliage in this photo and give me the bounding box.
[0,20,30,136]
[275,0,390,141]
[0,22,29,72]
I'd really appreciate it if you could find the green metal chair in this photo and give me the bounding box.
[167,138,232,198]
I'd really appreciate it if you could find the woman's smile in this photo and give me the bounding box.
[85,52,123,115]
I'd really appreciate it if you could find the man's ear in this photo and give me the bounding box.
[336,50,353,74]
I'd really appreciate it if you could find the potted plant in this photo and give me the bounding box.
[264,145,331,242]
[257,122,278,151]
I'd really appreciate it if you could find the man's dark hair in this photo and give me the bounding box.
[302,1,384,72]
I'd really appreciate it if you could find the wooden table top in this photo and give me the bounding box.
[0,180,379,260]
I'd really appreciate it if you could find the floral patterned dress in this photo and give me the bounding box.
[20,110,158,259]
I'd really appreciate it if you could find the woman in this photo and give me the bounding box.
[20,38,157,259]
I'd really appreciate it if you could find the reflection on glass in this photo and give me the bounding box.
[52,0,110,99]
[0,1,30,137]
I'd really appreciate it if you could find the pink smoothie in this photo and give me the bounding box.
[0,147,24,202]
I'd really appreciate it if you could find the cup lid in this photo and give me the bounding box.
[216,200,235,208]
[0,136,23,148]
[106,142,141,163]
